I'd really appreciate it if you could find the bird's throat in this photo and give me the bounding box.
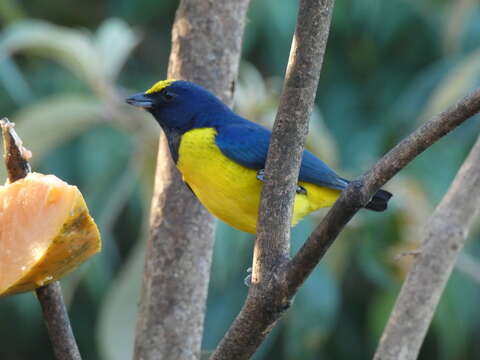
[161,126,183,164]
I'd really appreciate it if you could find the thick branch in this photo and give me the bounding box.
[133,2,250,360]
[210,1,335,359]
[1,118,81,360]
[373,135,480,360]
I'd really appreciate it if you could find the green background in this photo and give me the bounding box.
[1,0,480,359]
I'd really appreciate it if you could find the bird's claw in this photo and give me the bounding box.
[244,267,252,287]
[296,185,307,195]
[256,169,307,195]
[256,169,265,182]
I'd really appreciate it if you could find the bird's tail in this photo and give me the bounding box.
[365,189,392,212]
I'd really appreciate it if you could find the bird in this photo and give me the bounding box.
[126,80,392,234]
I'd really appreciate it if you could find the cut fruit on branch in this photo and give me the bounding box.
[0,172,101,297]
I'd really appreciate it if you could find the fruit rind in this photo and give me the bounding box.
[0,173,101,297]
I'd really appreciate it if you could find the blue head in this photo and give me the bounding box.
[126,80,231,131]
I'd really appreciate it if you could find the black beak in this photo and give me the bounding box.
[125,93,153,108]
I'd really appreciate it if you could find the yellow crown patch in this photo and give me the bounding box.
[145,79,176,94]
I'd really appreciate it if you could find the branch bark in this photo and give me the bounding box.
[373,135,480,360]
[36,282,82,360]
[211,1,335,359]
[133,2,250,360]
[1,117,81,360]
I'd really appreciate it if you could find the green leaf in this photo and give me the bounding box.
[94,18,140,80]
[0,20,104,90]
[420,48,480,121]
[0,57,33,104]
[0,18,139,94]
[12,94,103,157]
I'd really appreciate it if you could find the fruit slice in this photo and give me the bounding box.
[0,172,101,296]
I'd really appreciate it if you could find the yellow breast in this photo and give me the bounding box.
[176,128,340,234]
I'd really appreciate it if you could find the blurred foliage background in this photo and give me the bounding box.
[1,0,480,359]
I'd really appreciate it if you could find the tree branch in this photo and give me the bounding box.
[286,87,480,294]
[373,135,480,360]
[1,117,81,360]
[255,0,335,278]
[36,282,82,360]
[210,29,480,360]
[133,1,250,359]
[210,1,335,359]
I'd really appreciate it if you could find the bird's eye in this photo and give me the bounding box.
[161,91,176,103]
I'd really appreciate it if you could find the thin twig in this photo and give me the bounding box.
[0,117,81,360]
[210,1,335,359]
[36,283,82,360]
[373,135,480,360]
[286,87,480,295]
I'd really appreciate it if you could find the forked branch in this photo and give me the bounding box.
[211,0,335,359]
[210,0,480,355]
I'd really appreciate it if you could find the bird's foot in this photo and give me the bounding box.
[256,169,307,195]
[256,169,265,182]
[244,267,252,287]
[296,185,307,195]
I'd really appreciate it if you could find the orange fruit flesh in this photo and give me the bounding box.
[0,172,101,296]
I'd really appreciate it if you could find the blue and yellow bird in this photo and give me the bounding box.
[126,80,392,234]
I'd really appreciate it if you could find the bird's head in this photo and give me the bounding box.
[126,80,229,131]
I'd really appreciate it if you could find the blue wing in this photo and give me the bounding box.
[215,119,348,190]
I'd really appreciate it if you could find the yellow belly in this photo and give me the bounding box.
[176,128,341,234]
